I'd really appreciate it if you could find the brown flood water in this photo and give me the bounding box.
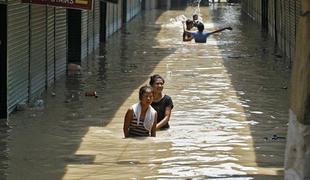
[1,4,290,180]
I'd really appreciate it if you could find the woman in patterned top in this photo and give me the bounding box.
[123,85,158,138]
[149,74,174,130]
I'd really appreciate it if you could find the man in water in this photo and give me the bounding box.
[192,14,201,27]
[183,22,232,43]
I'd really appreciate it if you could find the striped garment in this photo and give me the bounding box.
[128,114,150,137]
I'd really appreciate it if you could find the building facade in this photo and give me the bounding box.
[0,0,149,119]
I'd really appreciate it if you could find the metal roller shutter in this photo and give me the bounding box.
[118,0,122,28]
[284,0,290,58]
[30,5,46,98]
[107,3,113,36]
[94,0,100,48]
[114,3,117,32]
[88,10,94,55]
[279,1,285,54]
[127,0,133,22]
[55,8,67,79]
[296,0,301,24]
[126,0,130,21]
[81,10,88,59]
[275,0,280,44]
[289,0,296,61]
[258,0,262,23]
[268,0,274,38]
[295,0,301,37]
[46,7,55,85]
[7,0,29,112]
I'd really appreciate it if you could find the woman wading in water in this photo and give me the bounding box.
[149,74,174,130]
[123,85,157,138]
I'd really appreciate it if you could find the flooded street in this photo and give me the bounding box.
[2,3,290,180]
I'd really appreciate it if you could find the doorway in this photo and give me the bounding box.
[0,4,7,119]
[67,9,82,64]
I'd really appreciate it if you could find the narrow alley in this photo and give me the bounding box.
[1,3,291,180]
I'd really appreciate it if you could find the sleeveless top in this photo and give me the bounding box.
[128,103,156,137]
[128,116,150,137]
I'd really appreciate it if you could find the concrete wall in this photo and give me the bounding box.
[285,0,310,179]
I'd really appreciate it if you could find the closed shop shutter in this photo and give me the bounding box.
[46,7,55,85]
[268,0,274,38]
[55,8,67,79]
[30,5,46,98]
[118,0,122,28]
[114,3,118,32]
[296,0,301,23]
[107,3,113,36]
[94,0,100,49]
[279,1,285,55]
[258,0,262,24]
[7,0,29,112]
[81,10,88,59]
[88,10,94,55]
[296,0,301,30]
[126,0,130,21]
[289,0,296,60]
[284,0,290,58]
[135,0,140,16]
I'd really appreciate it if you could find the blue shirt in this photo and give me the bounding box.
[191,31,210,43]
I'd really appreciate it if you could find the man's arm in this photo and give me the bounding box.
[209,26,232,35]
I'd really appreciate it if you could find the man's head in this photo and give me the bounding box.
[197,23,204,32]
[193,14,198,21]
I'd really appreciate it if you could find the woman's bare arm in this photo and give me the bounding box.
[156,106,172,130]
[123,108,133,138]
[151,113,158,137]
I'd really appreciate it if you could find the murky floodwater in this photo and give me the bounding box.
[1,3,290,180]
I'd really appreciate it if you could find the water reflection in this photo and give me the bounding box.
[2,3,289,180]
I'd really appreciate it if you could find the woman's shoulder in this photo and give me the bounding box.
[163,94,172,100]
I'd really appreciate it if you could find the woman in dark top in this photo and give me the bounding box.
[149,74,174,130]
